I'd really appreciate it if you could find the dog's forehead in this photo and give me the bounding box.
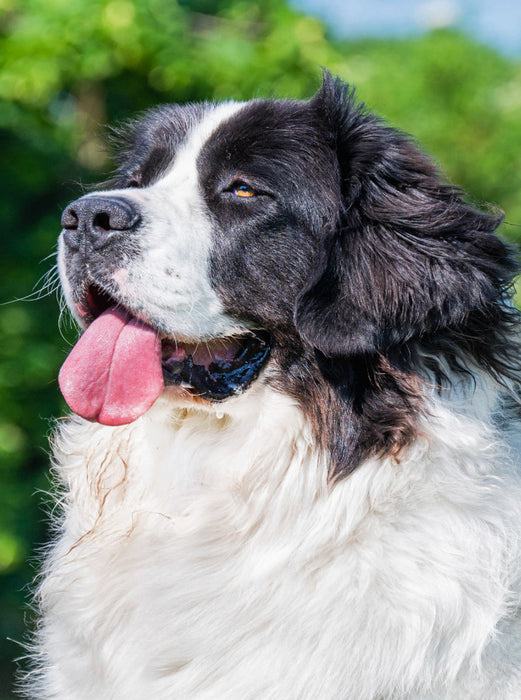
[115,101,246,186]
[196,99,324,177]
[117,97,320,188]
[170,101,250,179]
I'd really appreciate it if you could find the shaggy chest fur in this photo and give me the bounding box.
[36,386,521,699]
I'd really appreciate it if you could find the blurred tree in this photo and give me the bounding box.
[0,0,520,696]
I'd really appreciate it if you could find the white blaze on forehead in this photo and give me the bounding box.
[130,101,247,340]
[169,101,246,178]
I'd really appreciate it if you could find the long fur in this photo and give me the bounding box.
[26,73,521,699]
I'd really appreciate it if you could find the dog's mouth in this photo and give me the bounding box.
[161,334,270,401]
[59,284,270,426]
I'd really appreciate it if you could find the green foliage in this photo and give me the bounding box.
[1,0,520,695]
[331,31,521,233]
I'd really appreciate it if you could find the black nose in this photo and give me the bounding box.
[61,196,141,250]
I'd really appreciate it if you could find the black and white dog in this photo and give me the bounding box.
[31,73,521,698]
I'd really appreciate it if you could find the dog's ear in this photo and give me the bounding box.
[295,72,514,357]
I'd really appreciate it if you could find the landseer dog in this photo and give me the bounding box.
[29,73,521,699]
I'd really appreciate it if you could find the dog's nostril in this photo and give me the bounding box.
[61,207,79,230]
[93,212,111,232]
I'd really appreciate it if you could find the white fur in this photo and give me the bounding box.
[31,375,521,699]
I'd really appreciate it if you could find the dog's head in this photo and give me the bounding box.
[58,73,519,474]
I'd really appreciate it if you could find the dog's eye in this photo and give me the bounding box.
[232,183,256,198]
[222,180,272,201]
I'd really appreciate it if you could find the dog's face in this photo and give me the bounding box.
[58,73,518,475]
[58,87,342,417]
[61,97,340,335]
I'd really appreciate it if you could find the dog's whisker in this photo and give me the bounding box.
[2,266,61,305]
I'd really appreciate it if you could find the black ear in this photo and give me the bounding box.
[295,72,515,357]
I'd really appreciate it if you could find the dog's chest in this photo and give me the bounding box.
[38,397,521,699]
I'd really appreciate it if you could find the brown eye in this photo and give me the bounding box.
[233,183,255,198]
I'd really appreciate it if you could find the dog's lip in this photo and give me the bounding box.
[74,283,120,326]
[76,282,260,344]
[161,330,271,401]
[74,283,184,338]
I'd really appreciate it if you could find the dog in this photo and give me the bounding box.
[28,73,521,699]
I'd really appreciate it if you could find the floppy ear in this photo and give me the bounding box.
[295,72,514,357]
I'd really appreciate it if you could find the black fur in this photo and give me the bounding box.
[197,73,520,476]
[96,73,521,477]
[298,77,516,357]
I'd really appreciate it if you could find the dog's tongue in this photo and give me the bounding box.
[58,308,164,426]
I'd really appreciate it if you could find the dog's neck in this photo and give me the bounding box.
[53,385,330,533]
[52,371,514,543]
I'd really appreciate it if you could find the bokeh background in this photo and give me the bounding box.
[1,0,521,695]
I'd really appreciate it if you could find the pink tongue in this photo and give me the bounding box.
[58,308,164,426]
